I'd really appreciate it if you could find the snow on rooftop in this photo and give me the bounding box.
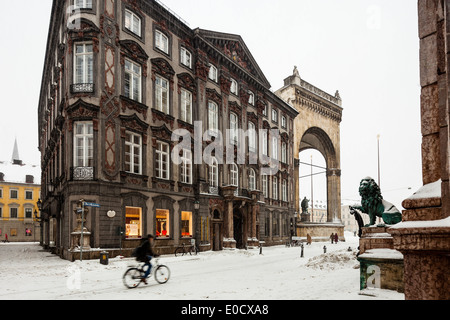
[0,160,41,185]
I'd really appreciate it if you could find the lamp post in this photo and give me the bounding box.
[377,134,381,188]
[35,199,43,246]
[194,200,200,250]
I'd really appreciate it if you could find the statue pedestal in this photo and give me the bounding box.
[359,226,394,255]
[71,230,92,251]
[357,226,404,294]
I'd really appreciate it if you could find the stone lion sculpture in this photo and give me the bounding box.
[350,177,402,227]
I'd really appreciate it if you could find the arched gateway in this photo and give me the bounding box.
[276,67,344,241]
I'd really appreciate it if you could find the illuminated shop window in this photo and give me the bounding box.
[125,207,142,239]
[181,211,193,238]
[156,209,170,238]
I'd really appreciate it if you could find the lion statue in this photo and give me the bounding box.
[350,177,402,227]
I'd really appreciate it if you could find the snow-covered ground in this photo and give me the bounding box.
[0,232,404,301]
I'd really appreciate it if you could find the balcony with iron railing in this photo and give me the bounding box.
[71,167,95,181]
[70,83,95,94]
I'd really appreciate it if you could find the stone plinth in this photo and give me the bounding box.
[389,218,450,300]
[358,249,404,293]
[359,226,394,255]
[357,226,404,293]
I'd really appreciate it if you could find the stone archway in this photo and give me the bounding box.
[276,67,344,239]
[299,127,341,223]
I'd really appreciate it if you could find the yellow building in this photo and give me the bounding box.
[0,141,41,242]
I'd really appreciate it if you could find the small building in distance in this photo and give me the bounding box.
[0,140,41,242]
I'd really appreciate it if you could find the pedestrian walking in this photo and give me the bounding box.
[334,233,339,244]
[4,233,9,243]
[330,233,334,244]
[307,234,312,246]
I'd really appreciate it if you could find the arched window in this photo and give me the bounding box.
[208,101,219,133]
[273,176,278,200]
[230,164,238,186]
[249,168,256,191]
[282,179,288,202]
[248,122,256,152]
[209,157,219,194]
[229,112,238,145]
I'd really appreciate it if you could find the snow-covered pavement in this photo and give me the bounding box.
[0,233,404,301]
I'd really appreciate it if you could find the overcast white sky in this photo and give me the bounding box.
[0,0,422,210]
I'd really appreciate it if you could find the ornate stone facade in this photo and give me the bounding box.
[37,0,298,259]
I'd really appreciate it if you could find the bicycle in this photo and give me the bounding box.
[174,242,199,257]
[123,257,171,289]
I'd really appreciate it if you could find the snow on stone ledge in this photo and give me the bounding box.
[358,248,404,260]
[389,217,450,230]
[406,179,441,200]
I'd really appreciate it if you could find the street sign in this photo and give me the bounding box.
[84,202,101,208]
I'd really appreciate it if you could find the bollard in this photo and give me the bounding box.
[260,244,263,255]
[301,244,304,258]
[323,245,327,254]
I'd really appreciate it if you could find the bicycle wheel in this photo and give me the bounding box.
[154,265,171,284]
[175,247,184,257]
[123,268,143,289]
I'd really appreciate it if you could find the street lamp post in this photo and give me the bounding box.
[194,200,200,250]
[377,134,381,188]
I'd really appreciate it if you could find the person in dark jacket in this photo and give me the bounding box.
[137,234,158,284]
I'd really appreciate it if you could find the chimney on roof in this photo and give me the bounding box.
[26,175,35,184]
[0,172,4,182]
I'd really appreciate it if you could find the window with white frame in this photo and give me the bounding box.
[155,75,169,114]
[208,101,219,133]
[10,208,18,219]
[272,136,278,160]
[180,149,192,184]
[230,78,238,95]
[281,115,287,129]
[249,168,256,191]
[125,9,141,37]
[209,157,219,188]
[155,30,169,54]
[248,91,255,105]
[262,175,268,198]
[230,164,238,186]
[272,108,278,123]
[74,43,93,85]
[208,64,218,82]
[273,176,278,200]
[248,122,257,153]
[74,0,93,9]
[262,130,268,156]
[125,131,142,175]
[282,179,288,202]
[25,190,33,200]
[10,189,18,200]
[25,208,33,219]
[281,142,287,164]
[180,89,192,124]
[155,141,170,180]
[124,59,142,102]
[229,112,238,145]
[180,47,192,68]
[74,122,93,167]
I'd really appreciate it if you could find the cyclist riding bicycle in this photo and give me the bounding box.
[135,234,159,284]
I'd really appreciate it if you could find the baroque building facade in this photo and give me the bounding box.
[38,0,298,259]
